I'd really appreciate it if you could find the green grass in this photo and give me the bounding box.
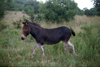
[0,14,100,66]
[0,23,100,67]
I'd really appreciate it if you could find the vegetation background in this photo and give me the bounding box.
[0,0,100,66]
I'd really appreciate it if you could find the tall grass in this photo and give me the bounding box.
[0,12,100,66]
[0,22,100,67]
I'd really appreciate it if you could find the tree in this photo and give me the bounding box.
[39,0,77,23]
[93,0,100,15]
[24,0,39,13]
[13,0,39,12]
[90,8,97,15]
[0,0,14,19]
[23,0,40,21]
[0,0,5,19]
[77,8,84,15]
[5,0,14,10]
[24,5,34,21]
[84,8,97,16]
[13,0,26,11]
[24,5,33,14]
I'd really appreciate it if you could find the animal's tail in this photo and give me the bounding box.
[70,27,75,36]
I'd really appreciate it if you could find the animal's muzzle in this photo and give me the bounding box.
[21,37,25,40]
[21,34,26,40]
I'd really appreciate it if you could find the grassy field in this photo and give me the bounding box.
[0,11,100,67]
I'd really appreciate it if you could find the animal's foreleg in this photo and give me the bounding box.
[67,41,75,53]
[33,44,40,55]
[41,46,45,56]
[63,42,67,52]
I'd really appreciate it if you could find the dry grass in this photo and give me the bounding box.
[1,11,30,27]
[40,15,100,33]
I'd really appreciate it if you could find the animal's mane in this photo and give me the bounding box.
[29,22,41,27]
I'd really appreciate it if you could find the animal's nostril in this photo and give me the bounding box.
[21,34,26,40]
[21,37,25,40]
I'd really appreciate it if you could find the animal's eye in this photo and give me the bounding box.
[24,29,28,31]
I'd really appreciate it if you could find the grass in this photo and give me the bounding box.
[0,11,100,66]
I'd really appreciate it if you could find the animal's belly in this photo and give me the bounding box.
[44,39,61,45]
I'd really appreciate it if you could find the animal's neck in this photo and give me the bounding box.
[30,25,42,38]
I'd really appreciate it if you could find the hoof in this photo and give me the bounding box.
[32,54,35,58]
[33,53,35,56]
[43,54,45,57]
[33,54,34,56]
[73,51,75,54]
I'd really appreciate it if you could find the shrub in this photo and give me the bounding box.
[39,0,77,23]
[12,21,21,29]
[84,8,97,16]
[23,15,29,21]
[0,22,8,31]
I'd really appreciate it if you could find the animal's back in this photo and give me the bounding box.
[43,26,71,44]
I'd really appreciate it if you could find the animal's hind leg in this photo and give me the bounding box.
[41,46,45,56]
[67,41,75,53]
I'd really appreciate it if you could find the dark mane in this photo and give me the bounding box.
[29,22,41,27]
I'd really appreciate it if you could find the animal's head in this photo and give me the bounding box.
[20,20,31,40]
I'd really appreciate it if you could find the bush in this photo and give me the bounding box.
[39,0,77,23]
[76,25,100,66]
[84,8,97,16]
[0,22,8,31]
[23,15,29,21]
[12,21,21,29]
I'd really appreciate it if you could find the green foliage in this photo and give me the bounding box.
[23,0,40,21]
[0,22,8,31]
[39,0,77,23]
[75,25,100,66]
[23,15,29,21]
[5,0,14,10]
[0,0,14,19]
[13,0,39,13]
[24,5,34,14]
[24,5,35,22]
[36,14,44,21]
[13,3,24,11]
[13,0,27,11]
[93,0,100,16]
[84,8,97,16]
[24,0,39,14]
[12,21,21,29]
[77,8,84,15]
[0,0,5,19]
[97,12,100,15]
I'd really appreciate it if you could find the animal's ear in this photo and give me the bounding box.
[25,20,29,25]
[20,20,24,24]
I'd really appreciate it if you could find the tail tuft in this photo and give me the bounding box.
[70,27,75,36]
